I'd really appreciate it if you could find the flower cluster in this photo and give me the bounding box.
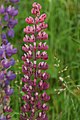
[0,43,17,120]
[0,0,19,44]
[21,2,50,120]
[0,0,19,119]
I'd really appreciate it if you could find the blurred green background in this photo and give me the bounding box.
[10,0,80,120]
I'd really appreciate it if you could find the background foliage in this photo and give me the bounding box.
[9,0,80,119]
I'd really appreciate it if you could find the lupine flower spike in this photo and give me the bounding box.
[0,0,19,119]
[21,2,50,120]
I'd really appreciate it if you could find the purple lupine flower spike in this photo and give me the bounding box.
[0,0,19,119]
[21,2,50,120]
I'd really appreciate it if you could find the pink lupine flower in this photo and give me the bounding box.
[23,34,35,43]
[39,14,47,22]
[25,16,34,24]
[37,31,48,40]
[38,42,49,50]
[20,2,50,120]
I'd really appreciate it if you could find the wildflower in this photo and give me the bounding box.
[21,2,50,120]
[0,0,19,119]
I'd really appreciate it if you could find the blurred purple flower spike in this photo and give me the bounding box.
[0,0,19,119]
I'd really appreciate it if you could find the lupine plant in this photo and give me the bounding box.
[0,0,19,119]
[20,2,50,120]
